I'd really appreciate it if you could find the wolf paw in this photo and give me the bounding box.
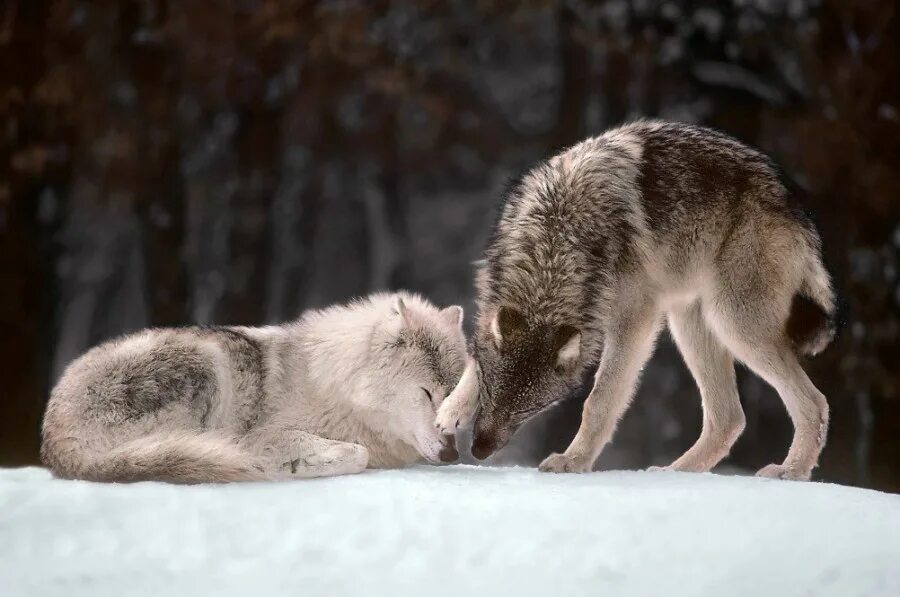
[434,399,467,435]
[538,452,592,474]
[283,443,369,476]
[332,443,370,471]
[755,463,811,481]
[647,460,712,473]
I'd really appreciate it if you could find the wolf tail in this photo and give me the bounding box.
[786,246,837,357]
[42,431,264,484]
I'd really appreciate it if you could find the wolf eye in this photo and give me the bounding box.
[421,388,434,404]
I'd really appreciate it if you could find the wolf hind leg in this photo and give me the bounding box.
[703,213,829,480]
[706,292,828,481]
[242,425,369,479]
[651,301,745,473]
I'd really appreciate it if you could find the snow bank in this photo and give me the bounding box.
[1,466,898,596]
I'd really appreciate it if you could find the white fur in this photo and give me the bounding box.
[42,292,468,483]
[556,332,581,368]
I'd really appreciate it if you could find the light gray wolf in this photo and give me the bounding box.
[42,292,467,483]
[436,120,835,481]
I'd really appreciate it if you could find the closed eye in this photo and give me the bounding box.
[421,388,434,405]
[509,405,542,419]
[509,397,562,420]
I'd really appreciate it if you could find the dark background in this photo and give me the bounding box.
[2,0,898,490]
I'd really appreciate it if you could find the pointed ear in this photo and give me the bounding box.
[392,296,413,327]
[553,325,581,369]
[440,305,464,329]
[491,305,526,348]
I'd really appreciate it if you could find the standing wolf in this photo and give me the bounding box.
[436,120,835,481]
[43,292,467,483]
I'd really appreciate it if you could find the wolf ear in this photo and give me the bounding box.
[491,305,526,348]
[554,325,581,369]
[392,296,413,327]
[440,305,464,329]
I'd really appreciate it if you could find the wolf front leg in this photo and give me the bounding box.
[540,303,661,473]
[434,356,480,435]
[241,423,369,480]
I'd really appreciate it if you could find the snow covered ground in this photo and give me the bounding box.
[1,466,898,597]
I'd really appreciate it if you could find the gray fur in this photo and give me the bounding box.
[447,120,835,481]
[42,292,467,483]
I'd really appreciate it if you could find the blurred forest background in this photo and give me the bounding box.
[1,0,898,490]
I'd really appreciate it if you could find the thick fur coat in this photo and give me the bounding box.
[440,120,835,481]
[42,292,467,483]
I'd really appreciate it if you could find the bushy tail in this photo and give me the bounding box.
[786,251,836,357]
[43,431,265,484]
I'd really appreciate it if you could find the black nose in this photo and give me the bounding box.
[438,435,459,463]
[471,434,497,460]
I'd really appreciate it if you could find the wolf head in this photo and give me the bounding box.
[371,293,468,464]
[469,305,583,459]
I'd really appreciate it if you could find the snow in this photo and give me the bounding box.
[1,466,898,597]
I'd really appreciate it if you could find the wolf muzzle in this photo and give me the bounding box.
[471,434,497,460]
[471,427,509,460]
[438,434,459,463]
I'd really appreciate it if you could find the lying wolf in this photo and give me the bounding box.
[436,120,835,481]
[42,292,467,483]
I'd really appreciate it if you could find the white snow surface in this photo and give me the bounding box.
[1,466,898,597]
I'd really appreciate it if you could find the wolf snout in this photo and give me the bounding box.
[471,432,498,460]
[438,434,459,463]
